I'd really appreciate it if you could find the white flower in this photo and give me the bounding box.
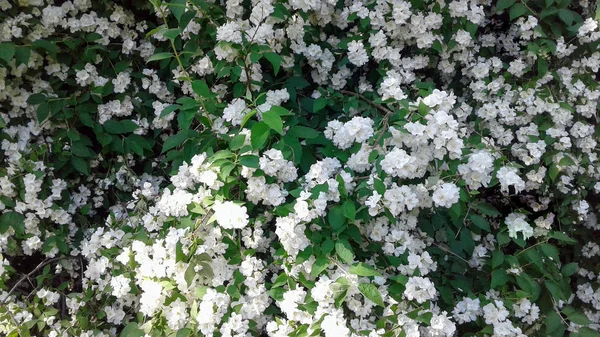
[404,276,437,303]
[212,200,249,229]
[505,213,534,240]
[347,40,369,66]
[432,183,460,208]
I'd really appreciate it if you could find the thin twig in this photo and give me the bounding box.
[340,90,394,116]
[431,242,470,265]
[4,257,70,304]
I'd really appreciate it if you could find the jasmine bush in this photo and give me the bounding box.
[0,0,600,337]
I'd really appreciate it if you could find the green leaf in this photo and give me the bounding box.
[539,243,560,262]
[358,283,384,306]
[474,202,501,217]
[311,258,330,278]
[120,323,144,337]
[561,262,578,277]
[239,155,259,168]
[328,206,345,232]
[509,3,528,20]
[496,0,516,11]
[14,47,31,66]
[342,200,356,222]
[335,241,354,264]
[71,156,90,175]
[545,279,565,301]
[349,263,382,277]
[251,122,270,149]
[264,52,281,76]
[162,130,189,153]
[546,311,566,337]
[32,40,58,59]
[287,126,319,139]
[192,80,212,98]
[313,97,327,112]
[562,306,591,325]
[492,250,505,269]
[104,120,138,134]
[229,134,246,150]
[262,110,283,135]
[490,269,508,289]
[36,103,50,123]
[557,9,575,26]
[0,43,15,62]
[559,155,576,166]
[0,212,25,235]
[549,164,560,181]
[27,93,47,105]
[549,231,577,245]
[470,214,490,231]
[176,328,192,337]
[168,0,187,22]
[575,327,600,337]
[161,104,180,118]
[162,28,181,40]
[147,52,174,62]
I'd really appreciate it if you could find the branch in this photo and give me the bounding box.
[4,257,71,304]
[340,90,394,116]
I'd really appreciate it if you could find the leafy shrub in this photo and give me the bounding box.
[0,0,600,337]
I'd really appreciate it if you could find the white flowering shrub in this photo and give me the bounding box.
[1,0,600,337]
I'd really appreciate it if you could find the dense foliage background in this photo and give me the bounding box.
[1,0,600,336]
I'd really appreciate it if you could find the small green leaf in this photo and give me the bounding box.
[546,311,566,337]
[0,212,25,235]
[562,306,591,325]
[311,258,330,278]
[335,241,354,264]
[559,155,576,166]
[287,126,319,139]
[557,9,575,26]
[71,156,90,175]
[509,3,528,20]
[162,28,181,40]
[349,263,381,277]
[342,200,356,222]
[176,328,192,337]
[264,52,281,76]
[251,122,270,149]
[168,0,187,22]
[0,43,15,62]
[120,323,144,337]
[327,206,345,232]
[239,155,259,168]
[32,40,58,59]
[313,97,327,112]
[162,130,190,153]
[147,52,174,62]
[14,47,31,66]
[549,231,577,244]
[358,283,385,306]
[496,0,516,11]
[561,262,578,277]
[470,214,490,231]
[473,202,501,217]
[192,80,212,98]
[36,102,50,123]
[575,327,600,337]
[490,269,508,289]
[492,250,505,269]
[160,104,180,118]
[262,110,283,135]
